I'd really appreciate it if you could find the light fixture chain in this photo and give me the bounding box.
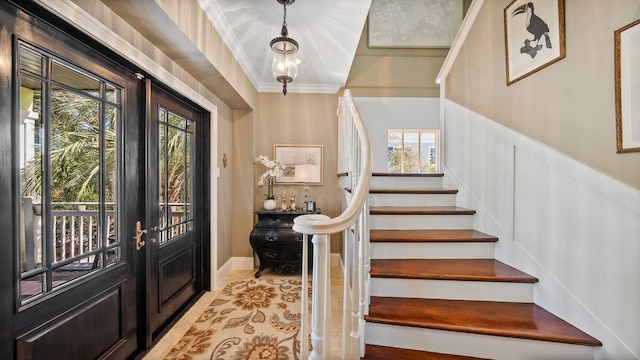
[283,2,287,27]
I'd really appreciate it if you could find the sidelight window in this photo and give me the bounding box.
[17,42,122,304]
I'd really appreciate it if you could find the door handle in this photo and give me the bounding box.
[134,221,147,251]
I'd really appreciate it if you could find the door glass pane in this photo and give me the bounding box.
[51,254,97,290]
[158,109,167,242]
[19,73,44,302]
[185,135,192,224]
[52,61,100,96]
[105,83,119,104]
[158,109,194,244]
[50,89,100,265]
[105,105,118,253]
[20,47,44,76]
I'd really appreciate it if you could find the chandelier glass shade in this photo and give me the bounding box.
[270,0,298,95]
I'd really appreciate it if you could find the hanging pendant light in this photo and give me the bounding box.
[270,0,299,96]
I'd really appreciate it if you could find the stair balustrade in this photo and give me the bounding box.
[293,89,371,360]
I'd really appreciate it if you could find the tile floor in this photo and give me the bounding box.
[143,261,345,359]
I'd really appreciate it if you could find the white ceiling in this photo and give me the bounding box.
[197,0,372,94]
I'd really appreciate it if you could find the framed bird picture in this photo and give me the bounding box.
[504,0,566,85]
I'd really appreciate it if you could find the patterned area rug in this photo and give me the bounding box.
[164,278,307,360]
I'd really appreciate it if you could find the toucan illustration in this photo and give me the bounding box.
[512,2,552,52]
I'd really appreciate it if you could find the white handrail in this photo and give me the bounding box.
[294,89,371,359]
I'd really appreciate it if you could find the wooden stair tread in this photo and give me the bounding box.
[370,206,476,215]
[365,297,602,346]
[362,345,487,360]
[370,259,538,283]
[370,229,498,243]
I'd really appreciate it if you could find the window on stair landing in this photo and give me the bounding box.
[387,130,439,173]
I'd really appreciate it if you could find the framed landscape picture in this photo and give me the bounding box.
[504,0,565,85]
[274,145,323,185]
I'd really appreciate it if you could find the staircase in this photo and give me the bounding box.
[360,173,601,360]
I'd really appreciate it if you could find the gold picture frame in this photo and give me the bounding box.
[614,19,640,153]
[273,145,323,185]
[504,0,566,85]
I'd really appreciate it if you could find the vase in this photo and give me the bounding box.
[264,199,277,211]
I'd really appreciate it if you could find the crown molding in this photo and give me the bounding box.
[259,82,341,94]
[196,0,262,91]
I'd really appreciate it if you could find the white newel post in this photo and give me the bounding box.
[309,232,331,360]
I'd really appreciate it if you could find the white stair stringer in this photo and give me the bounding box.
[365,322,596,360]
[368,192,457,207]
[370,241,493,259]
[369,278,534,303]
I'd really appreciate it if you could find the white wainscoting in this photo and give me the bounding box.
[442,99,640,360]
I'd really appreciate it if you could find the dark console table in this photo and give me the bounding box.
[250,208,320,278]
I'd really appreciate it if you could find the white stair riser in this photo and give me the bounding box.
[370,242,494,259]
[365,323,595,360]
[370,214,473,230]
[368,193,456,207]
[370,176,443,189]
[370,278,533,303]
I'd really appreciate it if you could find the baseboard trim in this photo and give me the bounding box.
[232,256,255,270]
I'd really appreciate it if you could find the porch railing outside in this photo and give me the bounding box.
[293,89,371,359]
[21,199,187,271]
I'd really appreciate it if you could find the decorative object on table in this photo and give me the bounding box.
[254,154,285,210]
[274,144,323,185]
[368,0,463,48]
[250,208,320,278]
[294,162,313,210]
[280,190,289,211]
[504,0,566,85]
[306,200,316,212]
[614,19,640,153]
[290,193,297,211]
[270,0,299,95]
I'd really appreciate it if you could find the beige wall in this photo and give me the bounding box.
[446,0,640,190]
[231,109,256,258]
[344,21,448,97]
[249,93,344,254]
[344,0,471,98]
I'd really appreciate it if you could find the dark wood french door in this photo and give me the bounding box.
[0,1,143,359]
[0,1,209,358]
[143,83,206,345]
